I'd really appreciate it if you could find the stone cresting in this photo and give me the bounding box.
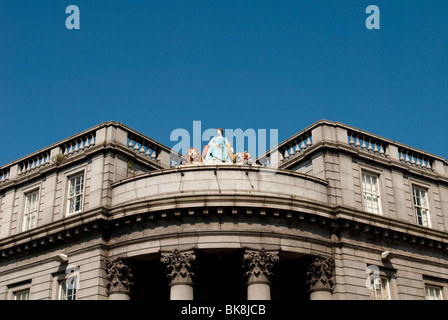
[105,258,134,296]
[306,255,335,293]
[242,248,279,286]
[161,249,196,287]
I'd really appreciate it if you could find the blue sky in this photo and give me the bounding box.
[1,0,447,166]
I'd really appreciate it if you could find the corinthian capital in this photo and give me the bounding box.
[306,255,335,293]
[160,249,196,286]
[105,258,134,296]
[243,248,279,285]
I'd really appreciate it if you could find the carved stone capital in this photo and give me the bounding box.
[161,249,196,286]
[105,258,134,296]
[306,256,335,293]
[243,248,279,285]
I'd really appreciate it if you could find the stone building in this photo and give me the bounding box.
[0,120,447,300]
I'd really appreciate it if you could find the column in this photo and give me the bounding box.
[105,258,134,300]
[242,248,279,300]
[161,249,196,300]
[306,255,335,300]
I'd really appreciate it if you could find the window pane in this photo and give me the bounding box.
[60,277,77,300]
[413,187,429,227]
[370,277,390,300]
[24,191,39,231]
[426,285,442,300]
[362,173,381,214]
[14,290,29,300]
[68,175,84,214]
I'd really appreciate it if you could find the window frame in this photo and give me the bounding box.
[425,284,443,300]
[7,280,32,300]
[53,265,80,300]
[14,289,30,300]
[22,189,40,231]
[361,170,383,215]
[370,275,391,300]
[423,276,447,300]
[58,277,78,300]
[66,172,85,216]
[411,185,431,227]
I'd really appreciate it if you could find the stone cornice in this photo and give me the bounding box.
[0,207,109,260]
[107,192,335,219]
[334,205,448,245]
[1,195,448,262]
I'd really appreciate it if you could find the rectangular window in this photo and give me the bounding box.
[412,186,430,227]
[370,277,390,300]
[59,276,77,300]
[425,285,442,300]
[67,174,84,215]
[362,172,382,214]
[14,289,30,300]
[23,190,39,231]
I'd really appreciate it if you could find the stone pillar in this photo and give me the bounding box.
[105,258,134,300]
[306,255,335,300]
[161,249,196,300]
[242,248,279,300]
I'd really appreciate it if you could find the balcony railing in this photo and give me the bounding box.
[61,132,96,158]
[1,120,446,186]
[347,130,388,157]
[257,120,447,175]
[0,168,9,184]
[0,121,176,185]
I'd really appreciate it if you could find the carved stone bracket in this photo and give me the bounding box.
[105,258,134,296]
[306,255,335,293]
[160,249,196,286]
[243,248,279,285]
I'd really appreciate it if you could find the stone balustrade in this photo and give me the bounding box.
[347,130,388,157]
[279,131,313,162]
[343,123,444,174]
[0,168,9,184]
[17,151,51,175]
[257,128,313,168]
[127,134,159,161]
[61,132,96,158]
[0,121,175,184]
[397,147,434,170]
[256,120,447,176]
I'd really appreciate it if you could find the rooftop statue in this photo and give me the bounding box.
[203,128,234,164]
[235,151,253,165]
[185,147,203,165]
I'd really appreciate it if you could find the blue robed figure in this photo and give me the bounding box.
[204,128,233,163]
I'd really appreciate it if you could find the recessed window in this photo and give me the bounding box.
[23,190,39,231]
[14,289,30,300]
[67,174,84,215]
[59,276,77,300]
[412,186,430,227]
[425,285,442,300]
[370,276,390,300]
[362,172,382,214]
